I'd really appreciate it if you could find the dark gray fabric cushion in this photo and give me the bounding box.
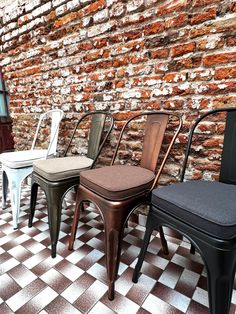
[151,181,236,239]
[80,165,155,201]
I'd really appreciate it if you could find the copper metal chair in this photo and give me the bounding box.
[68,111,182,300]
[133,107,236,314]
[28,111,114,257]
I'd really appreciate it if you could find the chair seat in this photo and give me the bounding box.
[0,150,48,168]
[152,181,236,239]
[80,165,155,201]
[33,156,94,181]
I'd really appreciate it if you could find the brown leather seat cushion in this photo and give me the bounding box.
[33,156,93,181]
[80,165,155,200]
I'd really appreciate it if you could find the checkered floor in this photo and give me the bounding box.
[0,183,236,313]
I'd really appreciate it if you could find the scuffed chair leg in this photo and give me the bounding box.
[28,182,39,227]
[159,226,169,255]
[68,201,83,250]
[10,178,21,229]
[2,171,8,209]
[132,220,154,283]
[46,191,63,258]
[190,243,195,254]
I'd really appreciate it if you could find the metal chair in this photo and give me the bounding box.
[0,109,64,229]
[68,111,182,300]
[28,111,114,258]
[133,107,236,314]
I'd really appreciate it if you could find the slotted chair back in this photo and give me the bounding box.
[31,109,64,156]
[219,110,236,185]
[87,113,106,160]
[111,112,182,187]
[180,108,236,185]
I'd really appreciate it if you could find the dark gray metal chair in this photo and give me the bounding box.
[133,107,236,314]
[28,111,114,258]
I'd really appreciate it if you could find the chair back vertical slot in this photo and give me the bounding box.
[87,113,106,160]
[219,111,236,185]
[140,114,168,172]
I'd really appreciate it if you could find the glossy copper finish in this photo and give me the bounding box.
[68,111,182,300]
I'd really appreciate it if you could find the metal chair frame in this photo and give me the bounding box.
[68,111,182,300]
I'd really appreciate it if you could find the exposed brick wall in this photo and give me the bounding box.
[0,0,236,184]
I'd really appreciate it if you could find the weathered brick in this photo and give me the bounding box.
[203,52,236,66]
[192,0,221,8]
[171,42,196,57]
[156,0,188,16]
[196,35,224,51]
[165,13,188,29]
[150,48,169,59]
[190,7,217,24]
[143,21,164,36]
[214,67,236,80]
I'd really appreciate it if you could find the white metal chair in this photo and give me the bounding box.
[0,109,64,228]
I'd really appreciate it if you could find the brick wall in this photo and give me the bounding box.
[0,0,236,184]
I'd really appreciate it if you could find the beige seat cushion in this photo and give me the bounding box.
[0,150,48,168]
[33,156,94,181]
[80,165,155,201]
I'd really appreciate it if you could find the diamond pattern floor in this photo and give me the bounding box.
[0,182,236,313]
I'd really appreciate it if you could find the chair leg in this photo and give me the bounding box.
[2,170,8,209]
[190,243,195,254]
[68,201,83,250]
[9,177,22,229]
[159,226,169,255]
[104,215,125,300]
[202,245,236,314]
[46,190,63,258]
[132,214,156,283]
[28,182,39,227]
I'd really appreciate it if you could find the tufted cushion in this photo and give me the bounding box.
[151,181,236,239]
[80,165,155,201]
[33,156,93,181]
[0,150,48,168]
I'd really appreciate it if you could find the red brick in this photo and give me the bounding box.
[168,56,202,71]
[93,38,108,48]
[171,42,195,57]
[214,67,236,80]
[83,0,106,16]
[164,72,187,83]
[226,35,236,47]
[165,13,188,29]
[77,42,93,51]
[144,21,164,36]
[192,0,221,8]
[156,0,188,16]
[54,11,78,28]
[197,82,236,95]
[123,30,142,42]
[163,100,185,109]
[190,25,212,38]
[150,48,169,59]
[190,7,217,25]
[83,50,103,62]
[203,52,236,66]
[196,37,224,51]
[212,96,236,107]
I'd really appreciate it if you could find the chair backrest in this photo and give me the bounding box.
[64,111,114,165]
[111,111,182,187]
[181,107,236,185]
[31,109,64,156]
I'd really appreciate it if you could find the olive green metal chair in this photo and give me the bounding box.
[28,111,114,257]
